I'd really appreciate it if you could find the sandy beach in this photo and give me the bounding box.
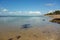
[0,16,60,40]
[46,15,60,18]
[0,26,60,40]
[0,0,60,40]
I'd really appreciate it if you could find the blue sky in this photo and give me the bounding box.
[0,0,60,16]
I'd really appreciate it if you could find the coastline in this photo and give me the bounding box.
[45,15,60,23]
[45,15,60,18]
[0,16,60,40]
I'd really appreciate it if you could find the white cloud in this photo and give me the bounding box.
[29,11,40,14]
[9,11,22,14]
[45,3,54,6]
[48,10,53,13]
[48,10,55,13]
[2,9,8,12]
[9,12,14,14]
[0,8,41,16]
[8,11,22,15]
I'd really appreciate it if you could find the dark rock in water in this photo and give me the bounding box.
[43,19,45,21]
[16,36,21,39]
[57,22,60,24]
[50,18,60,24]
[21,24,32,29]
[8,38,13,40]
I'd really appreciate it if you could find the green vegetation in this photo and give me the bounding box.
[45,10,60,15]
[45,10,60,24]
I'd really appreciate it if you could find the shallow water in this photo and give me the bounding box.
[0,16,60,30]
[0,16,60,40]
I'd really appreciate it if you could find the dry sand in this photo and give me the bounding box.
[46,15,60,18]
[0,26,60,40]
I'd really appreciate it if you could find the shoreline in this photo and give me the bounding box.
[45,15,60,24]
[45,15,60,18]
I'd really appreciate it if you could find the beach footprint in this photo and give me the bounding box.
[8,35,21,40]
[8,38,13,40]
[16,35,21,39]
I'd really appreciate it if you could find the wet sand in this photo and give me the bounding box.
[0,26,60,40]
[0,16,60,40]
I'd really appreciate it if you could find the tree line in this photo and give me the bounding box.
[45,10,60,15]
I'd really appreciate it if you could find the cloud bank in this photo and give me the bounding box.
[0,8,41,16]
[45,3,54,6]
